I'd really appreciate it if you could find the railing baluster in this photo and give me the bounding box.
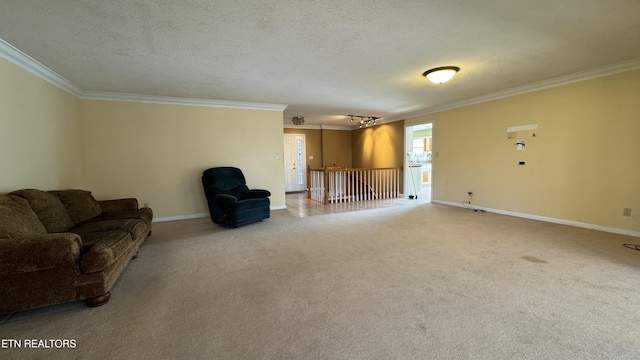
[338,171,342,203]
[369,169,372,200]
[338,170,342,203]
[375,169,378,200]
[368,169,372,200]
[360,170,364,201]
[365,169,369,200]
[392,169,395,198]
[340,170,344,203]
[346,170,349,203]
[341,170,345,203]
[385,169,388,199]
[333,172,340,203]
[386,169,389,199]
[352,170,356,202]
[384,169,387,199]
[358,170,362,201]
[381,169,385,199]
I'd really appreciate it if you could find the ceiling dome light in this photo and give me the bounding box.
[422,66,460,84]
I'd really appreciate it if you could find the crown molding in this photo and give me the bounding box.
[80,91,287,111]
[285,124,352,130]
[0,38,83,97]
[0,37,287,112]
[392,58,640,122]
[284,124,351,130]
[283,124,322,129]
[321,125,352,131]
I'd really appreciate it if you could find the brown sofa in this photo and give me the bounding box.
[0,189,152,315]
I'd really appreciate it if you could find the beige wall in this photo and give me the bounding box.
[322,129,352,168]
[352,120,405,169]
[0,58,83,193]
[79,100,286,219]
[406,70,640,233]
[1,57,285,220]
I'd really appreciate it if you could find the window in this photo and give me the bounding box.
[297,139,304,185]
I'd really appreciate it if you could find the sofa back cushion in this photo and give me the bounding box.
[49,190,102,225]
[0,195,47,238]
[9,189,75,233]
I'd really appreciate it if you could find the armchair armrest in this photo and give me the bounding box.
[99,198,139,213]
[203,185,224,200]
[214,194,238,205]
[246,189,271,198]
[0,233,81,276]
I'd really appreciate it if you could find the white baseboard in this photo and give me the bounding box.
[153,205,287,223]
[153,213,209,223]
[432,200,640,238]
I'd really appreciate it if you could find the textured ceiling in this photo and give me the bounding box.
[1,0,639,127]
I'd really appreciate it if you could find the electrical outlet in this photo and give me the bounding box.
[623,208,632,217]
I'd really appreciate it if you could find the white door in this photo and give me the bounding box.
[284,134,306,192]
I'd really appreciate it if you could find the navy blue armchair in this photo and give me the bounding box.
[202,167,271,228]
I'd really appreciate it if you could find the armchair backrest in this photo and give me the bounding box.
[202,167,247,199]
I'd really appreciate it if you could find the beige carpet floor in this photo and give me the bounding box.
[2,203,640,359]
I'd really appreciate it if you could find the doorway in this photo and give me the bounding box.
[405,123,433,202]
[284,134,307,192]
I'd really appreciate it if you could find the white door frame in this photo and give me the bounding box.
[404,122,433,201]
[284,133,307,192]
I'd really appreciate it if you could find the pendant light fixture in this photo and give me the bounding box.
[422,66,460,84]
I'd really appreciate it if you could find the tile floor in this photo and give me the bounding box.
[285,191,428,217]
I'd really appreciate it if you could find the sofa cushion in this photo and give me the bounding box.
[79,230,134,273]
[9,189,75,233]
[89,208,153,224]
[0,195,47,238]
[49,190,102,225]
[99,198,138,213]
[71,218,149,241]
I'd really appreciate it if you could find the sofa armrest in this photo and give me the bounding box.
[99,198,138,213]
[246,189,271,198]
[0,233,81,276]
